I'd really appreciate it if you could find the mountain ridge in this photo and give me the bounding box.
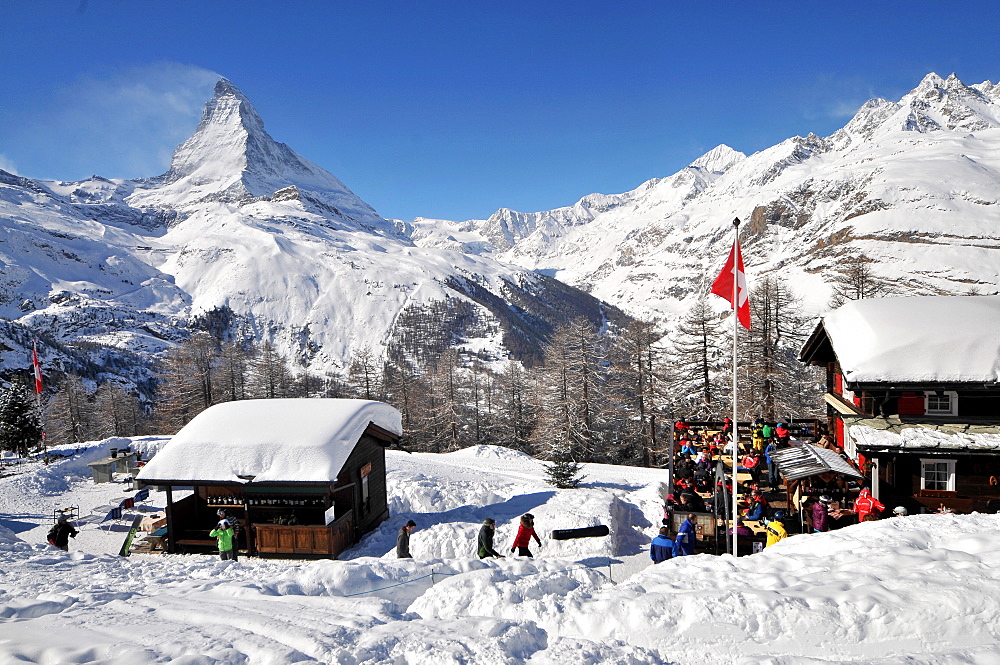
[405,72,1000,323]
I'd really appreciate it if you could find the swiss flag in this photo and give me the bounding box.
[711,238,751,330]
[32,339,43,394]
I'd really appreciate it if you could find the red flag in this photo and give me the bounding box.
[711,239,751,330]
[32,339,43,394]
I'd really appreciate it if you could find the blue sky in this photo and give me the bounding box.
[2,1,999,221]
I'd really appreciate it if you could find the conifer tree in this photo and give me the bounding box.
[826,253,894,309]
[0,377,43,455]
[544,458,585,489]
[44,373,95,445]
[494,360,533,452]
[738,276,820,420]
[611,319,670,466]
[531,318,606,462]
[669,298,727,419]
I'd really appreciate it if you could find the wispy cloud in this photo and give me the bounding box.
[22,62,221,179]
[0,154,18,175]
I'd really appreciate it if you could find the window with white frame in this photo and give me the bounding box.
[920,458,956,492]
[925,391,958,416]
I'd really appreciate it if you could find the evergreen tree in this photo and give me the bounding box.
[544,458,585,489]
[0,377,43,455]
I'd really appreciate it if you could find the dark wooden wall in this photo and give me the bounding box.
[337,434,389,538]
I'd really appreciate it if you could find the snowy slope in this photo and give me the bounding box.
[0,80,619,379]
[2,437,999,664]
[408,73,1000,323]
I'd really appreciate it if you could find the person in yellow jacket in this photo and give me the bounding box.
[209,519,237,561]
[763,511,787,547]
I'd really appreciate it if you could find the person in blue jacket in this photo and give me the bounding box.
[675,513,697,556]
[764,440,780,488]
[650,527,677,563]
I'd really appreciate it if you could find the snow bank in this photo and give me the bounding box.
[4,439,1000,664]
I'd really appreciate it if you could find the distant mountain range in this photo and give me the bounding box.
[0,79,621,388]
[2,72,999,389]
[407,72,1000,323]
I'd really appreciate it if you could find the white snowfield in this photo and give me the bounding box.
[2,437,999,664]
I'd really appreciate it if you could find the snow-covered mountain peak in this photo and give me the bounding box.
[898,71,1000,133]
[689,144,747,174]
[126,78,384,228]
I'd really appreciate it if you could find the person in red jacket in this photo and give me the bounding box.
[511,513,542,557]
[853,488,885,522]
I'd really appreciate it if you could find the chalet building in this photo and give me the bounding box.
[136,399,401,558]
[799,295,1000,514]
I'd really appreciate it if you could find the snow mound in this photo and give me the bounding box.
[447,445,538,461]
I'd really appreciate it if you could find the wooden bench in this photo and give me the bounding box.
[175,538,217,552]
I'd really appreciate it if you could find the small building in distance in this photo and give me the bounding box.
[136,399,402,557]
[799,295,1000,514]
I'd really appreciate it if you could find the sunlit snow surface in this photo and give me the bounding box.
[2,437,999,664]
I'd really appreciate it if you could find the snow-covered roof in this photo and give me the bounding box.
[850,424,1000,453]
[137,399,402,483]
[821,295,1000,384]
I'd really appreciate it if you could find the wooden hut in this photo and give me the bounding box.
[136,399,401,558]
[799,295,1000,514]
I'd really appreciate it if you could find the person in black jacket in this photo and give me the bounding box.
[47,516,78,551]
[396,520,416,558]
[477,518,504,559]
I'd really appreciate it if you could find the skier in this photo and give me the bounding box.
[477,518,504,559]
[774,422,791,446]
[675,513,697,556]
[760,422,774,452]
[763,511,788,547]
[396,519,416,558]
[47,516,78,552]
[649,527,677,563]
[812,495,833,532]
[209,519,237,561]
[510,513,542,557]
[764,439,780,488]
[853,488,885,522]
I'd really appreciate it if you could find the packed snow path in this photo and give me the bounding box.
[1,438,999,664]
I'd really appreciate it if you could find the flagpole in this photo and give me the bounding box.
[32,338,45,460]
[730,218,740,558]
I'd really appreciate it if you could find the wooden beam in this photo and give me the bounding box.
[824,392,863,415]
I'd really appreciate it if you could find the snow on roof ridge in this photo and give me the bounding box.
[823,295,1000,384]
[137,398,402,483]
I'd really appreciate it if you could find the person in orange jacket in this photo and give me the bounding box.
[853,488,885,522]
[510,513,542,557]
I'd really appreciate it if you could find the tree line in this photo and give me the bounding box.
[4,275,828,462]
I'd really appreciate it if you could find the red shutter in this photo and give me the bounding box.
[897,392,925,415]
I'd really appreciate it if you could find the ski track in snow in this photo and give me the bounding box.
[1,437,1000,664]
